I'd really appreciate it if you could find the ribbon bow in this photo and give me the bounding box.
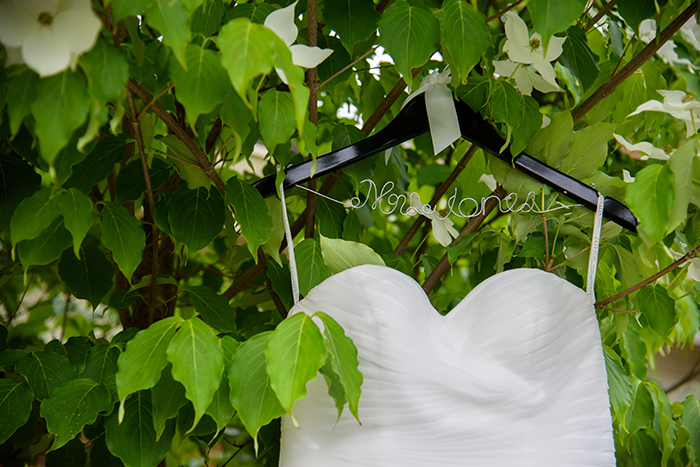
[387,67,461,163]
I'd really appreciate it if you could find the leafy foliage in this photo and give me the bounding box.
[2,0,700,465]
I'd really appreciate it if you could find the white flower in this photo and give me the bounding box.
[622,169,635,183]
[492,59,560,96]
[264,0,332,83]
[0,0,102,77]
[613,133,672,160]
[408,195,459,247]
[500,11,566,92]
[629,90,700,137]
[478,174,497,191]
[688,258,700,282]
[639,19,696,71]
[680,23,700,52]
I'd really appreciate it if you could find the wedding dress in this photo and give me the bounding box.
[280,264,615,466]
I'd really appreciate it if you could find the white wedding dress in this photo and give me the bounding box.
[280,265,615,466]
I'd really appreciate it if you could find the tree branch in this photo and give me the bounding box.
[572,1,698,123]
[485,0,525,23]
[127,79,227,193]
[583,0,616,33]
[422,186,507,294]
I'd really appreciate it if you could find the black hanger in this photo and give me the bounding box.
[253,92,639,232]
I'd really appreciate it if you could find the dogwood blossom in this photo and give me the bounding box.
[639,19,696,71]
[629,90,700,137]
[613,134,672,160]
[492,11,566,95]
[264,0,332,83]
[408,195,459,247]
[0,0,102,77]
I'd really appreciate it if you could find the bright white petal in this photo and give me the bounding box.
[628,99,665,116]
[55,0,93,14]
[657,89,687,105]
[680,24,700,52]
[22,28,71,77]
[689,259,700,282]
[14,0,58,17]
[264,0,298,47]
[0,1,40,47]
[541,115,551,128]
[531,58,558,89]
[503,11,530,48]
[504,39,535,64]
[544,35,566,61]
[613,134,670,160]
[479,174,497,191]
[638,19,656,43]
[511,66,534,95]
[52,8,101,54]
[529,68,560,94]
[493,60,517,76]
[290,44,333,68]
[276,66,289,84]
[431,219,455,247]
[622,169,635,183]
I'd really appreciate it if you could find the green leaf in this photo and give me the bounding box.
[319,362,346,422]
[527,0,587,53]
[45,437,87,467]
[17,218,72,270]
[682,396,700,462]
[80,39,130,102]
[0,154,42,234]
[82,344,120,401]
[525,111,574,167]
[559,26,600,91]
[159,134,211,190]
[440,0,489,83]
[111,0,153,21]
[627,164,675,243]
[314,312,362,422]
[638,285,677,340]
[105,391,175,467]
[115,158,172,205]
[223,2,273,24]
[41,379,111,451]
[490,81,523,144]
[323,0,380,54]
[10,188,63,247]
[266,313,326,426]
[0,380,34,444]
[116,317,183,414]
[228,332,285,446]
[167,185,225,252]
[456,75,491,111]
[100,201,147,281]
[187,285,237,333]
[170,43,230,127]
[31,70,90,164]
[220,90,253,142]
[205,377,235,434]
[510,96,542,157]
[559,123,616,179]
[191,0,225,37]
[378,1,440,89]
[152,364,188,441]
[317,35,353,93]
[225,175,274,258]
[603,346,632,428]
[627,382,654,433]
[218,18,276,105]
[447,233,476,264]
[258,90,296,152]
[319,235,385,274]
[15,350,78,400]
[59,188,93,257]
[617,0,657,33]
[295,239,332,296]
[58,246,113,310]
[90,434,125,467]
[64,135,131,193]
[669,141,696,233]
[166,318,224,432]
[6,70,39,136]
[145,0,191,69]
[270,33,310,136]
[262,197,285,266]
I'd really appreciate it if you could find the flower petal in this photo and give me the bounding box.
[613,134,669,160]
[528,68,560,94]
[511,66,534,96]
[289,44,333,68]
[5,46,24,66]
[628,99,666,117]
[504,11,530,47]
[479,174,497,191]
[689,259,700,282]
[56,0,93,14]
[16,0,58,17]
[264,0,298,47]
[0,1,40,47]
[530,58,558,89]
[622,169,635,183]
[541,115,551,128]
[22,28,71,77]
[431,219,454,247]
[52,7,101,54]
[544,35,566,61]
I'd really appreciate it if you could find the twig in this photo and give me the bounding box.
[222,439,252,467]
[265,261,288,319]
[128,87,159,313]
[542,213,550,271]
[584,0,616,33]
[599,306,640,313]
[486,0,526,23]
[154,149,202,168]
[595,247,700,308]
[7,267,36,325]
[305,0,320,240]
[666,352,700,393]
[138,84,174,121]
[611,35,634,77]
[60,293,71,343]
[549,246,590,271]
[127,79,227,193]
[422,186,508,294]
[394,144,477,254]
[572,1,698,123]
[319,47,378,89]
[376,0,392,13]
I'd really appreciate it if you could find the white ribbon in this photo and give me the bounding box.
[279,173,300,305]
[586,193,605,302]
[386,66,461,164]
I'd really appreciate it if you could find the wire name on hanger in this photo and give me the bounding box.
[300,179,578,220]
